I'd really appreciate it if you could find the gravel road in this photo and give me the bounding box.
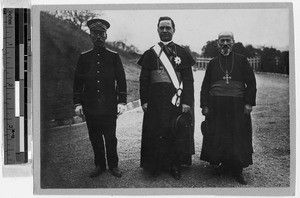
[40,71,291,195]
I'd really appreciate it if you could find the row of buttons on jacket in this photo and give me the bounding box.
[96,53,101,94]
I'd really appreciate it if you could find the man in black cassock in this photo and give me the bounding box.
[200,32,257,185]
[138,16,195,180]
[73,19,127,178]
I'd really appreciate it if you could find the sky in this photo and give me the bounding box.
[91,8,290,54]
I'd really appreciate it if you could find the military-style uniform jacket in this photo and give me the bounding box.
[73,47,127,115]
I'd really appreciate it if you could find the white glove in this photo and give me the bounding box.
[117,104,127,115]
[75,105,83,116]
[202,106,209,116]
[142,103,148,112]
[182,104,191,113]
[244,104,253,114]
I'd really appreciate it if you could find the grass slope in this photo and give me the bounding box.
[40,12,141,127]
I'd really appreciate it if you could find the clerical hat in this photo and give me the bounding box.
[218,31,234,40]
[170,113,192,138]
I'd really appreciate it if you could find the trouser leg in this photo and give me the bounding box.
[102,115,118,169]
[86,115,106,169]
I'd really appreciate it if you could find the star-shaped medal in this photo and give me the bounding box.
[174,56,181,65]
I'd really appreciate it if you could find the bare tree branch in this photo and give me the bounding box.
[49,10,102,31]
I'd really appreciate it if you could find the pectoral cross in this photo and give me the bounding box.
[223,71,232,84]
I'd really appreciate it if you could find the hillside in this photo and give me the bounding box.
[40,12,141,127]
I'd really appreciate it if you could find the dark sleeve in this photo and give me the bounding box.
[178,47,195,106]
[73,55,84,106]
[185,48,196,67]
[181,66,194,107]
[243,57,257,106]
[115,54,127,104]
[178,47,196,69]
[138,51,152,105]
[200,61,212,108]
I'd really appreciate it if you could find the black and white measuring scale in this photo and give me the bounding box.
[3,8,31,164]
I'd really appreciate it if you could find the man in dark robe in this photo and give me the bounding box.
[138,16,195,180]
[73,19,127,178]
[200,32,257,185]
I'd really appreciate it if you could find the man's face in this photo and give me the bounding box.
[90,30,107,47]
[157,20,175,42]
[218,36,234,56]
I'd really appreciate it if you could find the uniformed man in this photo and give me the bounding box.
[73,18,127,178]
[138,16,195,180]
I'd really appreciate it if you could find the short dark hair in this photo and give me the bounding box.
[157,16,175,29]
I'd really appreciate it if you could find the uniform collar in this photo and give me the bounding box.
[93,46,106,53]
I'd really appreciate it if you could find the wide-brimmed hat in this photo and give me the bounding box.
[170,113,192,138]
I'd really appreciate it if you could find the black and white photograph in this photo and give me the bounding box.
[31,2,294,196]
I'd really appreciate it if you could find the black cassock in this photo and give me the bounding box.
[200,52,257,168]
[138,42,195,172]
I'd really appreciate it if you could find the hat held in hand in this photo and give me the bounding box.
[170,113,192,138]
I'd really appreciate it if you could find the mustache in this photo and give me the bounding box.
[221,44,230,47]
[94,38,104,42]
[160,32,171,35]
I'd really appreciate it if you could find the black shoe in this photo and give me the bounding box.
[89,166,105,178]
[110,168,122,178]
[170,167,181,180]
[235,173,247,185]
[149,170,161,178]
[215,164,229,177]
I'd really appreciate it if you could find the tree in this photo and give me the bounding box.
[201,41,265,59]
[260,47,281,73]
[128,44,140,54]
[51,10,101,31]
[201,40,219,57]
[232,42,247,56]
[245,44,261,58]
[200,38,289,74]
[181,45,200,60]
[201,40,249,57]
[280,51,289,74]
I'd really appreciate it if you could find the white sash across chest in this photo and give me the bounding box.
[152,44,183,107]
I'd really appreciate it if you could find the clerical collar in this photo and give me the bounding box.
[160,41,173,45]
